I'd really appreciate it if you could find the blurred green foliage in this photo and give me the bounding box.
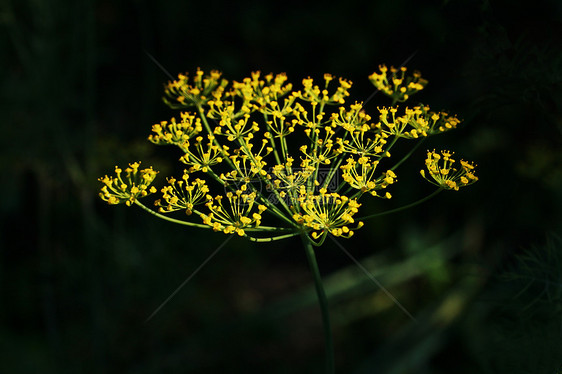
[1,0,561,372]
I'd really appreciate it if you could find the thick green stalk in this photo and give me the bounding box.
[302,234,335,374]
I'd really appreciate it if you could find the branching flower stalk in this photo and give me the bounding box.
[98,65,478,373]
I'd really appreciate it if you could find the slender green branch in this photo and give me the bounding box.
[260,195,299,227]
[243,224,295,232]
[280,133,289,163]
[136,200,294,233]
[196,105,215,135]
[302,234,335,374]
[321,147,346,191]
[203,165,227,186]
[263,112,282,165]
[309,231,329,247]
[390,137,426,172]
[246,232,300,242]
[135,200,211,229]
[207,105,295,228]
[310,102,326,191]
[376,134,399,163]
[196,104,237,171]
[233,127,297,226]
[358,188,443,220]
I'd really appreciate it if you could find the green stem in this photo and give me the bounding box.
[234,128,297,226]
[302,234,335,374]
[321,147,346,191]
[196,105,237,171]
[264,112,282,165]
[245,226,294,232]
[136,200,293,233]
[390,137,426,172]
[358,188,443,220]
[246,232,300,242]
[376,134,399,163]
[134,200,210,229]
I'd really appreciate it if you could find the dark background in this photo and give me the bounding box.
[1,0,561,372]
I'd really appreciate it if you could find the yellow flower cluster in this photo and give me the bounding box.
[293,189,363,240]
[340,156,396,197]
[271,158,315,194]
[178,135,225,173]
[369,65,427,103]
[201,189,267,236]
[221,149,271,189]
[148,112,203,150]
[300,74,352,105]
[164,68,228,109]
[98,162,158,206]
[156,170,209,215]
[231,71,294,105]
[420,150,478,190]
[99,67,477,243]
[377,106,460,139]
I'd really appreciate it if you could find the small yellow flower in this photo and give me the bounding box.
[420,150,478,190]
[256,94,301,137]
[200,191,267,236]
[330,102,371,132]
[231,71,293,105]
[179,134,226,173]
[293,190,364,240]
[221,151,271,190]
[340,156,396,197]
[299,75,352,105]
[212,112,259,142]
[336,129,388,157]
[157,170,209,215]
[164,68,228,109]
[299,126,338,166]
[369,65,427,103]
[148,112,203,150]
[376,106,460,139]
[271,158,315,194]
[98,162,158,206]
